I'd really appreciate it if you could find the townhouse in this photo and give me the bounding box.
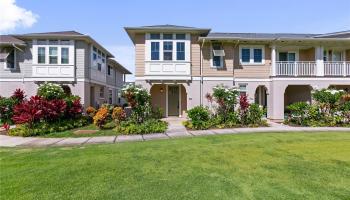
[125,25,350,120]
[0,31,131,107]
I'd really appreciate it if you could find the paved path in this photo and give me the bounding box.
[0,120,349,147]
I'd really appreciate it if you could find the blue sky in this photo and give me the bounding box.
[3,0,350,80]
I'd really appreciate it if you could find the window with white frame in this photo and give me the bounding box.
[100,87,104,98]
[323,50,343,61]
[108,89,113,104]
[92,46,106,71]
[151,42,160,60]
[3,49,16,69]
[278,52,296,62]
[147,33,189,62]
[212,43,224,68]
[239,84,247,96]
[38,47,45,64]
[61,47,69,64]
[240,45,265,64]
[49,47,58,64]
[163,41,173,61]
[107,65,111,75]
[34,40,73,65]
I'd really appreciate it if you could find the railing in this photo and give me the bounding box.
[276,61,317,76]
[32,65,75,77]
[324,61,350,76]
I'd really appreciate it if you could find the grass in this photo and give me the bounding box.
[1,132,350,200]
[42,124,117,138]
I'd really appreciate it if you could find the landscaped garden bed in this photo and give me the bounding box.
[183,84,268,130]
[0,83,167,137]
[285,88,350,127]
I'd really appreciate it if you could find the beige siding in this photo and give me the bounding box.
[202,43,234,76]
[135,34,145,77]
[191,35,201,76]
[299,48,315,61]
[234,45,271,78]
[150,84,166,117]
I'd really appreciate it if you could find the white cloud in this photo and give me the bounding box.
[105,45,135,82]
[0,0,38,33]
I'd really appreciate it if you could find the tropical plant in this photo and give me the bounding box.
[186,106,211,130]
[37,82,65,100]
[86,106,97,118]
[112,107,126,125]
[93,107,109,129]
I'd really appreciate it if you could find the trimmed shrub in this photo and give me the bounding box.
[37,82,65,100]
[115,119,167,135]
[186,106,211,130]
[93,107,109,129]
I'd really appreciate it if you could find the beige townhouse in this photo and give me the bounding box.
[125,25,350,120]
[0,31,131,107]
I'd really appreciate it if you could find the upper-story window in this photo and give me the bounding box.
[240,45,265,64]
[92,46,107,72]
[3,49,16,69]
[49,47,58,64]
[150,33,160,39]
[176,42,185,60]
[34,39,73,65]
[163,41,173,60]
[107,65,111,75]
[212,43,224,68]
[38,47,45,64]
[97,63,102,71]
[61,48,69,64]
[147,33,189,62]
[151,42,160,60]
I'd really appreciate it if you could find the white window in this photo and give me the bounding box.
[61,47,69,64]
[3,49,16,69]
[49,47,58,64]
[239,84,247,96]
[38,47,46,64]
[163,41,173,61]
[100,87,104,98]
[108,89,113,104]
[151,42,160,60]
[239,45,265,65]
[324,50,343,61]
[107,65,111,75]
[211,43,224,68]
[278,52,296,62]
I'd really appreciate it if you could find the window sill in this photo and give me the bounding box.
[240,63,265,66]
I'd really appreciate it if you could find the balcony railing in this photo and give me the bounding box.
[144,61,191,80]
[324,61,350,76]
[275,61,350,77]
[276,61,317,76]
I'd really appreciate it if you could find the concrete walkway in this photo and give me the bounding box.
[0,120,349,147]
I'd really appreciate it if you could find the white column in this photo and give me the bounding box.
[316,46,324,76]
[271,45,276,76]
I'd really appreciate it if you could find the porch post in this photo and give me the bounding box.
[316,46,324,76]
[271,45,276,76]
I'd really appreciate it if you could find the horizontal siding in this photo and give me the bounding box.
[75,41,88,78]
[202,43,234,76]
[135,34,145,77]
[191,35,201,76]
[234,45,271,78]
[299,48,315,61]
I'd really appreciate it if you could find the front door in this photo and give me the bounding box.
[168,85,179,116]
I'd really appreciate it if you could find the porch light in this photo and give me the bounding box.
[160,87,164,93]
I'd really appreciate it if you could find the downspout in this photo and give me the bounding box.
[200,39,205,106]
[233,40,239,86]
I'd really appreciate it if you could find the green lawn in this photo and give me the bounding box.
[1,132,350,200]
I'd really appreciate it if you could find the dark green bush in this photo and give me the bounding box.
[0,97,17,124]
[247,104,264,125]
[186,106,211,130]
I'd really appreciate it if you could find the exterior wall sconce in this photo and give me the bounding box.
[160,87,164,93]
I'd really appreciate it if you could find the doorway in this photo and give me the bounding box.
[167,85,180,116]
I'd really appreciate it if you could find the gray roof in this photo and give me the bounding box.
[125,24,210,31]
[206,32,319,39]
[20,31,84,36]
[314,30,350,38]
[0,35,26,45]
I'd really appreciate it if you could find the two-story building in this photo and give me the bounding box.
[0,31,131,107]
[125,25,350,120]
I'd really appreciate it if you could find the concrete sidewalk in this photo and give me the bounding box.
[0,124,349,147]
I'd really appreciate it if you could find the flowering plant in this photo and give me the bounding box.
[37,82,65,100]
[93,107,109,128]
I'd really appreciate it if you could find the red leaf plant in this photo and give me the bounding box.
[11,88,26,102]
[239,94,249,111]
[12,96,47,127]
[66,98,83,118]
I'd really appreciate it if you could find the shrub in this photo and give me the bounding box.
[64,96,83,118]
[152,107,164,119]
[112,107,126,124]
[11,88,25,102]
[0,97,17,124]
[187,106,211,130]
[115,119,167,134]
[121,84,152,123]
[286,102,310,125]
[37,82,65,100]
[93,107,109,129]
[86,106,97,118]
[247,104,264,125]
[239,94,250,125]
